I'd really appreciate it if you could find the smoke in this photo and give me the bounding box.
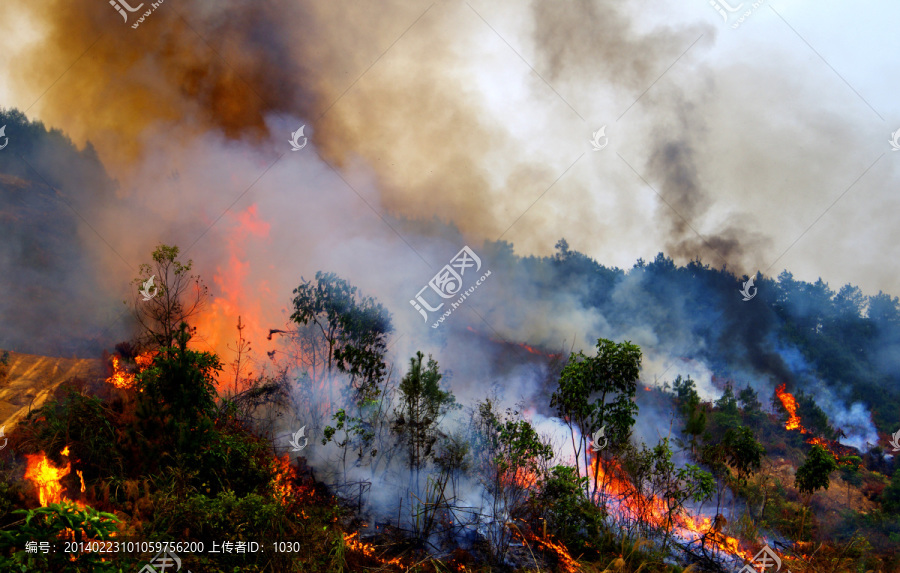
[1,0,896,538]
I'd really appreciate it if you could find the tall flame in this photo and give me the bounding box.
[775,384,851,464]
[24,447,72,506]
[775,384,802,431]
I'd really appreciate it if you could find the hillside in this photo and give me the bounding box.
[0,351,103,430]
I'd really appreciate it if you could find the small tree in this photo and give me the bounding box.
[737,384,765,430]
[472,400,553,563]
[131,244,208,351]
[795,444,838,537]
[551,338,642,500]
[133,323,221,467]
[392,352,456,494]
[672,375,706,454]
[721,426,765,485]
[838,455,862,505]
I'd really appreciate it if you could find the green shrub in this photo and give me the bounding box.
[0,502,120,572]
[535,465,603,551]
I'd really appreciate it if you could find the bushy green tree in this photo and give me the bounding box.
[721,426,765,484]
[132,323,221,474]
[536,466,603,551]
[795,444,839,537]
[290,271,392,405]
[551,338,642,499]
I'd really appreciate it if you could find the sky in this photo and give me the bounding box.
[0,0,898,362]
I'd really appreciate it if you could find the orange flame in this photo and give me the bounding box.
[775,384,851,464]
[343,532,404,567]
[587,451,752,561]
[775,384,802,431]
[106,356,135,389]
[190,204,272,369]
[25,447,72,506]
[513,528,580,572]
[106,352,155,390]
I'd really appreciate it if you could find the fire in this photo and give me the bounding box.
[513,528,580,573]
[106,356,135,389]
[343,532,404,567]
[190,204,273,369]
[106,352,155,389]
[508,466,539,489]
[464,326,561,359]
[588,451,753,561]
[775,384,802,431]
[271,454,314,506]
[272,454,298,504]
[25,447,72,506]
[775,384,852,464]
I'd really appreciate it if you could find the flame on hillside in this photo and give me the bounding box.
[190,204,272,366]
[106,352,155,389]
[24,446,85,507]
[775,384,853,464]
[512,527,580,572]
[464,326,562,359]
[343,532,404,567]
[588,451,752,561]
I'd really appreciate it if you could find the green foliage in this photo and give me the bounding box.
[720,426,765,484]
[551,338,641,497]
[132,244,208,351]
[536,465,603,551]
[23,389,123,481]
[472,401,553,563]
[796,444,839,497]
[671,375,706,452]
[290,271,393,403]
[712,384,741,431]
[0,502,120,572]
[881,469,900,515]
[393,352,457,480]
[136,324,221,424]
[618,439,714,546]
